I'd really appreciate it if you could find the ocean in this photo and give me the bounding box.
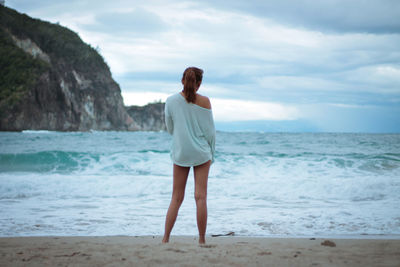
[0,131,399,238]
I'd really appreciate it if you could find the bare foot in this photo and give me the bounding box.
[162,237,169,243]
[199,236,206,244]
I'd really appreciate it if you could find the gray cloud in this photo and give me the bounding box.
[82,8,167,34]
[5,0,62,10]
[206,0,400,34]
[5,0,400,131]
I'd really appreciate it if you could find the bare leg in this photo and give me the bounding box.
[162,164,190,243]
[194,160,211,244]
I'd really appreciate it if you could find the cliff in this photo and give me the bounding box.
[126,102,166,131]
[0,6,138,131]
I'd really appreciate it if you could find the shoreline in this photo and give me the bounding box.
[2,234,400,240]
[1,236,399,266]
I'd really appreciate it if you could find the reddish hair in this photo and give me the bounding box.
[182,67,203,103]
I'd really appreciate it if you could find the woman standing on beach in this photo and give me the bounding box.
[162,67,216,244]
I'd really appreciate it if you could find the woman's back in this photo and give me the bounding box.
[165,93,215,167]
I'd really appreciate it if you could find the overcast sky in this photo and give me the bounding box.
[6,0,400,132]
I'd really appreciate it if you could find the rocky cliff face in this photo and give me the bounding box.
[126,102,166,131]
[0,6,138,131]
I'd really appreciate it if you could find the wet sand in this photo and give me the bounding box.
[0,236,399,266]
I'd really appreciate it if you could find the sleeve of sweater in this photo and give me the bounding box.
[203,110,216,164]
[164,101,174,135]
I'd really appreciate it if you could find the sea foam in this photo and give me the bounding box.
[0,131,399,237]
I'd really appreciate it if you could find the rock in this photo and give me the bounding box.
[0,6,138,131]
[126,102,166,131]
[321,240,336,247]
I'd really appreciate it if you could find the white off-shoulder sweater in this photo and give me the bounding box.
[165,93,216,167]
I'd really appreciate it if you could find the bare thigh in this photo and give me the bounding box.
[193,161,211,198]
[172,164,190,198]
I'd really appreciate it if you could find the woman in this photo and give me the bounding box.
[162,67,216,244]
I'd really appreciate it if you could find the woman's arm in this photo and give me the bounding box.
[164,102,174,135]
[205,111,216,163]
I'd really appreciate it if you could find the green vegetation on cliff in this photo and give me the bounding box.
[0,5,108,111]
[0,6,135,131]
[0,6,107,70]
[0,27,48,109]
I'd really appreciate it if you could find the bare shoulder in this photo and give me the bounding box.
[195,94,212,109]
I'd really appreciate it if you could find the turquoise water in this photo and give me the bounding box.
[0,131,399,237]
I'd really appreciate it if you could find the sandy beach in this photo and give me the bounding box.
[0,236,399,266]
